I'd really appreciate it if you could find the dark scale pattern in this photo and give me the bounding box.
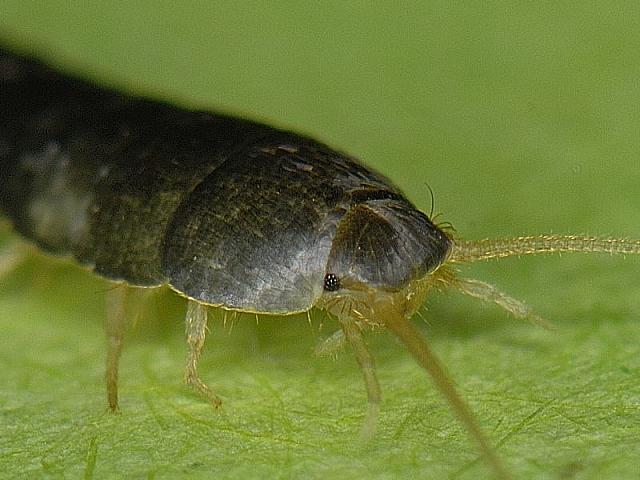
[1,46,452,313]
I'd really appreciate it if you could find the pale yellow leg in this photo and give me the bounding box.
[0,237,26,278]
[184,300,222,407]
[453,276,555,330]
[338,316,381,440]
[105,286,128,411]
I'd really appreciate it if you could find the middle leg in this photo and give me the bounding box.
[184,300,222,407]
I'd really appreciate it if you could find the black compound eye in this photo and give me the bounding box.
[323,273,340,292]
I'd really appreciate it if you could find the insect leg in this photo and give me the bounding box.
[314,329,346,358]
[453,277,555,330]
[338,316,381,439]
[0,237,26,278]
[184,300,222,407]
[384,313,511,480]
[105,285,129,411]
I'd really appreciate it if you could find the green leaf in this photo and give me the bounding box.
[2,2,640,479]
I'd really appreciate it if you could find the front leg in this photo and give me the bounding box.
[338,315,381,440]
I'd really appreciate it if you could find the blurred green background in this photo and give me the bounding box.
[1,2,639,479]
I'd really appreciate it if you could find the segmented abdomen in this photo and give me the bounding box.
[0,47,404,294]
[0,48,287,284]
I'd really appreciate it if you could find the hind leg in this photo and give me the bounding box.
[0,237,27,278]
[105,285,128,411]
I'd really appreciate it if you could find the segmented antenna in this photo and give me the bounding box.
[448,235,640,264]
